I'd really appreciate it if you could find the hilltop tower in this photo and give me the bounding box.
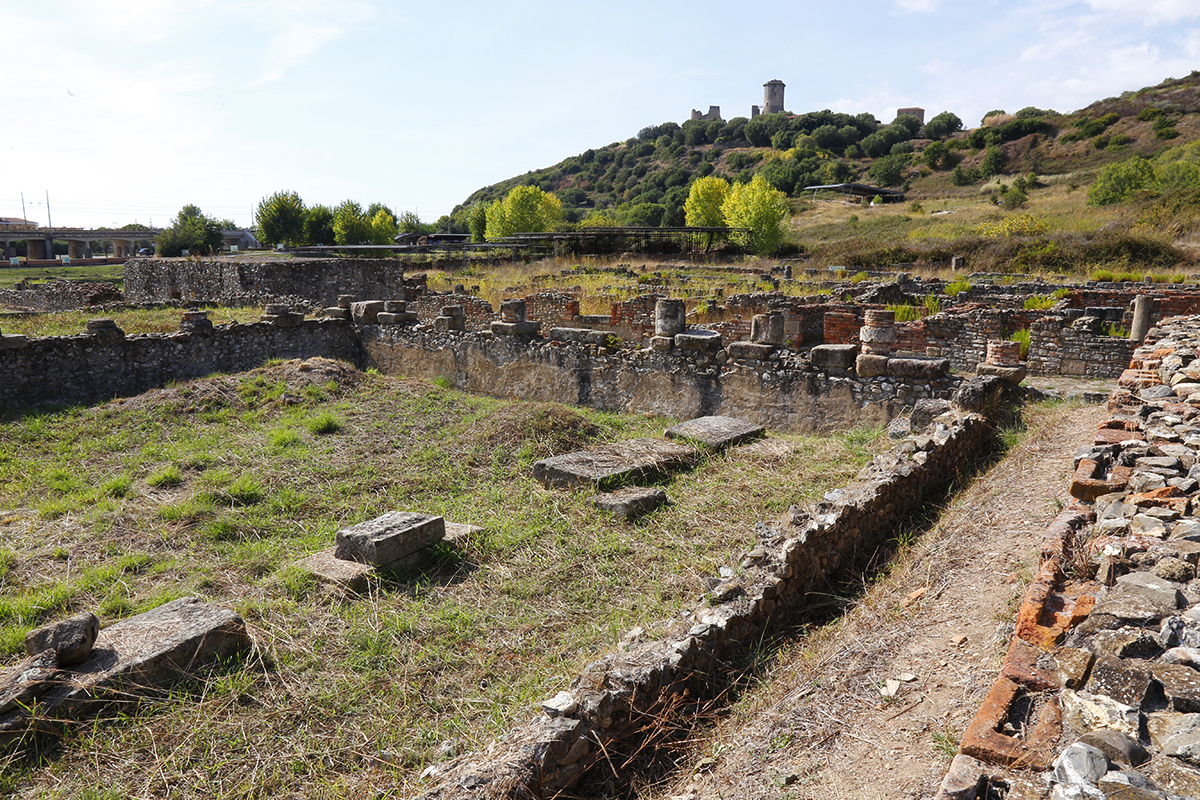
[763,80,785,115]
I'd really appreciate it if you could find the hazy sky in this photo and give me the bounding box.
[4,0,1199,229]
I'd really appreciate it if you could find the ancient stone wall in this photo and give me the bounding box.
[0,281,122,312]
[0,318,362,407]
[924,307,1042,371]
[1027,315,1136,378]
[521,291,578,324]
[123,257,410,309]
[406,292,495,329]
[358,327,958,433]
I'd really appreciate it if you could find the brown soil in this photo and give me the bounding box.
[638,402,1109,800]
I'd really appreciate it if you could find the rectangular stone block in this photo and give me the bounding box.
[533,438,697,490]
[664,415,764,450]
[810,344,859,370]
[490,321,541,336]
[674,330,722,351]
[333,511,445,566]
[727,341,774,360]
[351,300,384,324]
[295,548,375,592]
[0,598,251,746]
[592,487,667,520]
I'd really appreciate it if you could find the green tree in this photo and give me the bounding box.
[370,208,398,245]
[919,112,963,140]
[256,190,306,247]
[156,204,224,256]
[626,202,666,227]
[868,154,907,186]
[980,145,1007,177]
[923,140,949,170]
[580,210,622,227]
[721,174,789,255]
[302,205,335,245]
[1088,156,1155,205]
[684,176,730,227]
[466,203,487,242]
[332,200,373,245]
[484,186,563,238]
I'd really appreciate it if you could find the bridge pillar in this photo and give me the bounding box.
[68,240,89,259]
[113,239,134,257]
[27,238,50,260]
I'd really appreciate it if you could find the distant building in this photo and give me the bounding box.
[897,107,925,124]
[763,80,785,115]
[690,105,722,122]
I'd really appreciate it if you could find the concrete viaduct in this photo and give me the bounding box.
[0,227,161,260]
[0,228,258,260]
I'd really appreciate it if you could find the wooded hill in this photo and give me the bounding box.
[443,72,1200,272]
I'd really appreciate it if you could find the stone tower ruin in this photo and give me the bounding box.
[763,80,785,115]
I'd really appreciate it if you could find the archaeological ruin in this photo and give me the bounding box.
[10,254,1200,798]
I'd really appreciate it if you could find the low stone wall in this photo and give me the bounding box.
[406,292,495,329]
[0,281,123,312]
[0,317,362,407]
[124,257,410,308]
[1027,315,1136,378]
[359,326,958,434]
[413,385,1006,799]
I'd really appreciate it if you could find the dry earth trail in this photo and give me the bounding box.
[639,402,1109,800]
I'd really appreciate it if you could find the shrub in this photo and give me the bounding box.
[1023,294,1058,310]
[1105,322,1130,338]
[951,165,980,186]
[945,278,972,295]
[978,213,1047,237]
[1009,328,1031,359]
[851,271,870,283]
[1138,107,1164,121]
[1087,157,1154,205]
[980,146,1007,177]
[888,303,922,322]
[1092,269,1116,282]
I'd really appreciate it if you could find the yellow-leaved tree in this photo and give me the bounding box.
[721,175,789,254]
[684,176,730,228]
[484,186,563,238]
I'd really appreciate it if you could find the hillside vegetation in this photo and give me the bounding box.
[446,72,1200,272]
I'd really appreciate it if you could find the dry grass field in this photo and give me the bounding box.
[0,358,886,798]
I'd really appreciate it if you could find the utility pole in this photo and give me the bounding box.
[20,192,26,225]
[45,191,52,231]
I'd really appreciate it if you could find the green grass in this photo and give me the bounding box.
[0,358,888,797]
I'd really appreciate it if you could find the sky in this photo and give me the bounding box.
[3,0,1200,230]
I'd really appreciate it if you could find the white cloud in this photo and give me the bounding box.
[254,21,346,85]
[1085,0,1200,22]
[895,0,939,11]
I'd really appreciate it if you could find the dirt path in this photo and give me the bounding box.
[640,402,1109,800]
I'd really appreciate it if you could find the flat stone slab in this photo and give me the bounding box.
[444,522,484,544]
[592,487,668,520]
[533,438,697,490]
[333,511,445,566]
[295,548,375,592]
[664,416,765,451]
[0,598,251,745]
